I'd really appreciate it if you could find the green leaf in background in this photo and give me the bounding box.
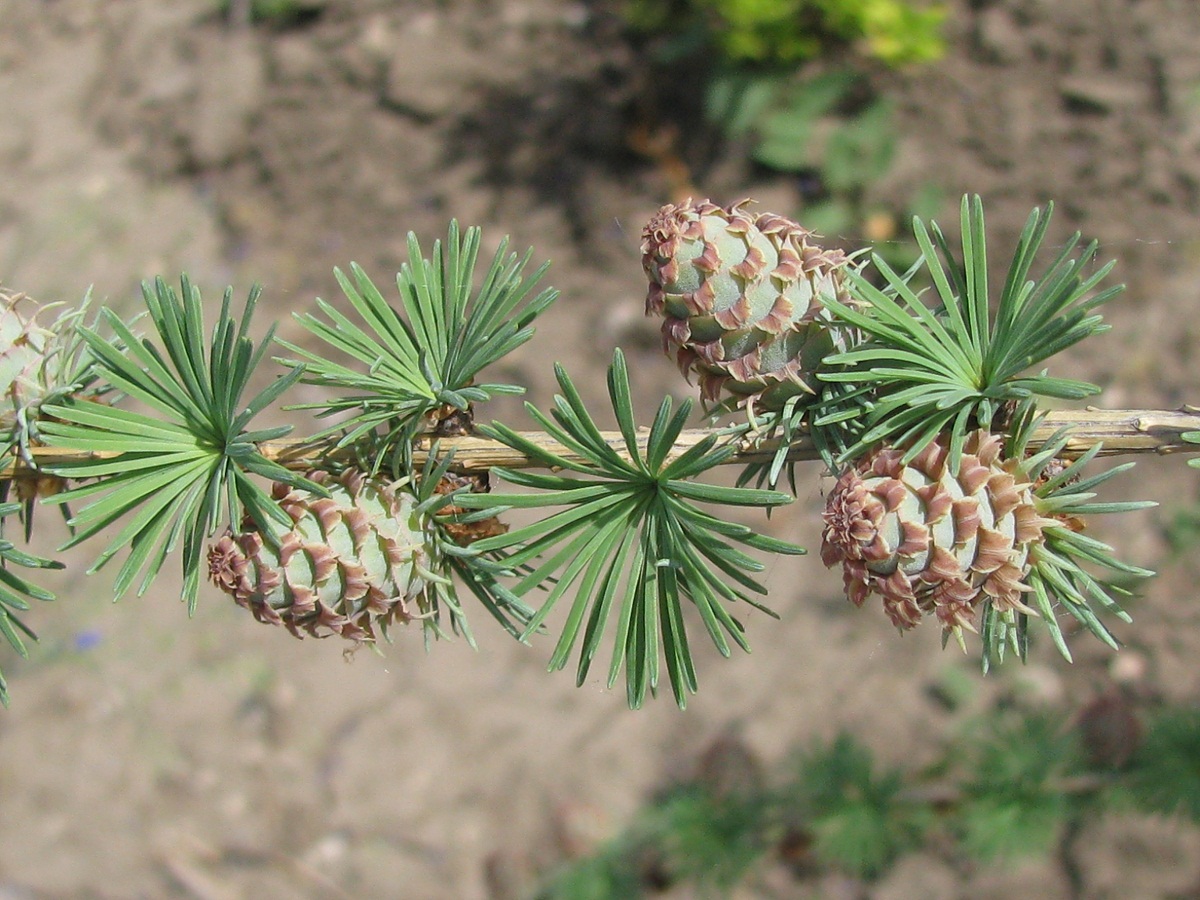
[955,713,1082,861]
[533,702,1200,894]
[822,98,895,191]
[789,733,930,877]
[39,276,319,613]
[704,72,787,138]
[1126,707,1200,823]
[816,0,948,66]
[455,349,804,709]
[625,0,945,67]
[750,70,859,172]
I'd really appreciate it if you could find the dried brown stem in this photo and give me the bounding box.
[3,407,1198,481]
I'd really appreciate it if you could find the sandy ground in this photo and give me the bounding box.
[3,1,1200,897]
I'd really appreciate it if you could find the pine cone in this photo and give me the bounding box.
[641,199,850,409]
[821,431,1052,636]
[207,470,438,642]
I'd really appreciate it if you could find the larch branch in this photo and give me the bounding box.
[4,408,1198,481]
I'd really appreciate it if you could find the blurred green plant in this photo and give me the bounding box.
[624,0,946,67]
[219,0,323,28]
[535,701,1200,897]
[786,733,930,875]
[706,68,943,270]
[821,0,947,65]
[1125,707,1200,821]
[536,771,774,898]
[1161,502,1200,555]
[954,712,1083,860]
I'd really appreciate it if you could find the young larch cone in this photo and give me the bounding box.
[821,431,1052,638]
[641,198,851,409]
[207,470,438,642]
[2,289,98,501]
[1,290,54,433]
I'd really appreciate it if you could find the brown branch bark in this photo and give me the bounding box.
[3,407,1198,480]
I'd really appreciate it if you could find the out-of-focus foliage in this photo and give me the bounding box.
[218,0,324,28]
[1125,707,1200,822]
[785,733,930,876]
[954,713,1083,861]
[817,0,947,66]
[624,0,946,67]
[705,69,942,265]
[536,703,1200,897]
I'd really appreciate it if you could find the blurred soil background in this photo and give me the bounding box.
[3,0,1200,897]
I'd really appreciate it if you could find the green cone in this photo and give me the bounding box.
[641,198,851,410]
[208,470,440,643]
